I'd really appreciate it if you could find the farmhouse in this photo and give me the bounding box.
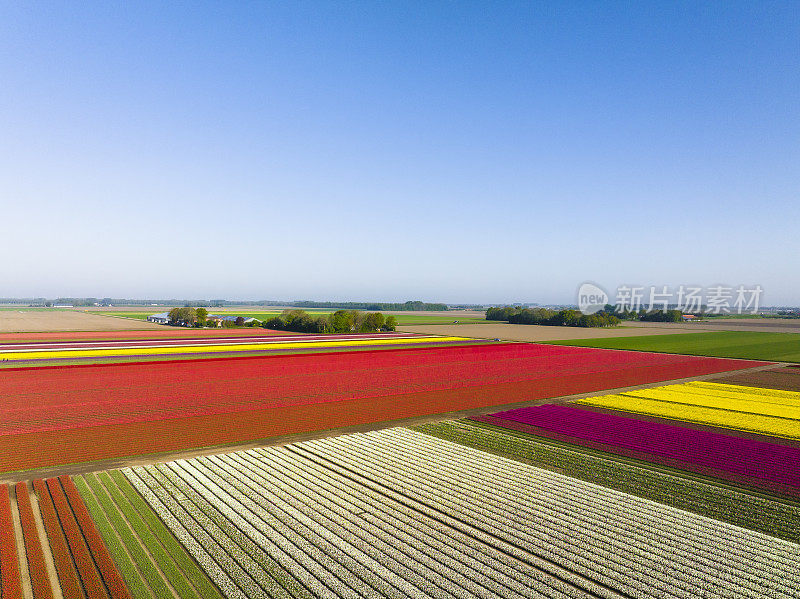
[147,312,170,324]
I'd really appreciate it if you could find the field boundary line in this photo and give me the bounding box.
[27,486,63,599]
[8,486,33,599]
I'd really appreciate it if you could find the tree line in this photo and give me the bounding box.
[264,310,397,333]
[486,306,621,327]
[486,305,695,326]
[166,307,397,333]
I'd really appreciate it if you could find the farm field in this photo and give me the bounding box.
[0,327,296,344]
[0,476,133,599]
[0,331,476,365]
[0,473,219,599]
[397,322,701,342]
[549,330,800,362]
[2,427,798,598]
[0,309,163,332]
[0,343,763,474]
[106,428,799,598]
[469,380,800,500]
[574,380,800,439]
[415,419,800,542]
[478,382,800,496]
[714,364,800,391]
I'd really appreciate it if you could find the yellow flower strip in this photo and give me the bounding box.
[578,388,800,439]
[684,380,800,402]
[0,336,472,361]
[622,387,800,419]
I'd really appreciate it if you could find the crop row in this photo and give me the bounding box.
[483,397,800,497]
[0,334,471,362]
[576,381,800,438]
[300,429,800,598]
[126,427,800,598]
[413,419,800,542]
[0,484,23,599]
[73,470,223,599]
[0,477,134,599]
[35,476,131,599]
[124,453,594,597]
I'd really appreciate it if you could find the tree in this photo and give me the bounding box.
[382,316,397,331]
[167,307,182,325]
[196,307,208,326]
[362,312,384,331]
[329,310,355,333]
[263,317,285,330]
[167,307,196,327]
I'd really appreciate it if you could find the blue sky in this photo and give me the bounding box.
[1,2,797,304]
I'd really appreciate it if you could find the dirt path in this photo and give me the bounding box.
[0,362,780,485]
[27,485,64,599]
[9,484,34,599]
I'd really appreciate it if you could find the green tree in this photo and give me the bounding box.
[167,307,182,325]
[263,317,285,330]
[329,310,355,333]
[195,307,208,326]
[363,312,385,331]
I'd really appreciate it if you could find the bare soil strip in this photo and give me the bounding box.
[0,362,778,485]
[28,488,63,599]
[8,485,34,599]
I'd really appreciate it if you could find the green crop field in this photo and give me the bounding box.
[96,311,152,320]
[548,331,800,363]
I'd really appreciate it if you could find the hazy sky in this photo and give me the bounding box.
[1,2,798,304]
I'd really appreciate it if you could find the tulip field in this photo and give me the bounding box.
[1,477,133,599]
[107,428,799,598]
[0,327,795,598]
[0,341,760,473]
[575,380,800,439]
[0,331,478,365]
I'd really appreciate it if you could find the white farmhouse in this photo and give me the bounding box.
[147,312,170,324]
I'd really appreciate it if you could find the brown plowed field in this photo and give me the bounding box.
[712,365,800,392]
[0,310,162,332]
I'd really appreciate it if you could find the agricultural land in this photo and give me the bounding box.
[0,309,798,598]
